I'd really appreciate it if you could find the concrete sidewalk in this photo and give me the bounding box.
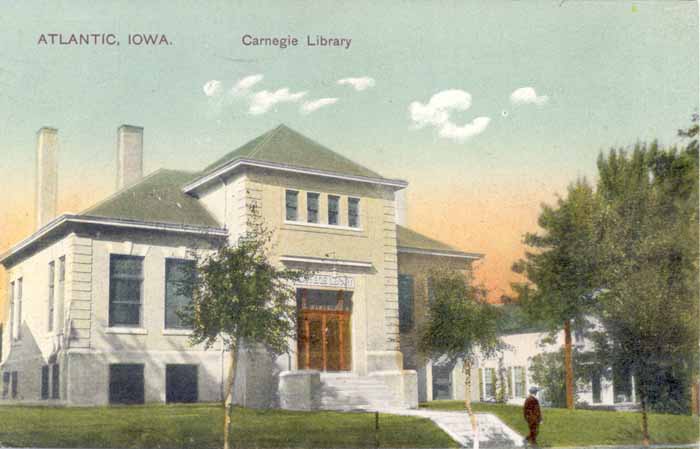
[379,407,524,448]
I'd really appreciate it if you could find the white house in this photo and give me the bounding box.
[0,124,482,409]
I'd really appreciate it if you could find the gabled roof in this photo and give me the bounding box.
[397,225,483,260]
[185,124,407,193]
[204,124,382,178]
[83,169,219,227]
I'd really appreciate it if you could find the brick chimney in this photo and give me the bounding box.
[116,125,143,190]
[35,127,59,229]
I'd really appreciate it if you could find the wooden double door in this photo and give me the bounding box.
[298,310,351,371]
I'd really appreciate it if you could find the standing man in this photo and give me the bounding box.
[523,386,543,446]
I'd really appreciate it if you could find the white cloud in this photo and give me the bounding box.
[510,86,549,106]
[438,117,491,142]
[231,74,264,96]
[409,90,471,128]
[300,98,338,114]
[337,77,376,91]
[408,89,489,142]
[203,80,222,97]
[248,88,307,115]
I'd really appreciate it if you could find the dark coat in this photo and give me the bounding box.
[523,395,542,424]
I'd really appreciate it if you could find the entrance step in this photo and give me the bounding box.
[319,373,399,411]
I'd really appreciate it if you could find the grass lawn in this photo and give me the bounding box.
[422,400,700,447]
[0,403,458,449]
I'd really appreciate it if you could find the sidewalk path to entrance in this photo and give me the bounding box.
[379,408,524,448]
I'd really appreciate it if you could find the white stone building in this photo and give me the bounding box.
[0,124,481,409]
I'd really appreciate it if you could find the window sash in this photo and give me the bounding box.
[109,255,143,327]
[165,259,195,329]
[48,262,55,332]
[307,193,319,223]
[348,198,360,228]
[51,364,60,399]
[328,195,339,225]
[285,190,299,221]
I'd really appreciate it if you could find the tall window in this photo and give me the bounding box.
[109,255,144,327]
[328,195,340,225]
[10,371,18,399]
[348,198,360,228]
[165,259,195,329]
[48,261,55,332]
[15,278,22,340]
[285,190,298,221]
[9,281,14,340]
[51,364,60,399]
[41,365,49,399]
[57,257,65,333]
[398,274,414,332]
[307,192,319,223]
[0,324,3,362]
[483,367,496,398]
[2,372,8,398]
[513,366,526,397]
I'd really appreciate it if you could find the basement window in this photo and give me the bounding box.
[109,364,144,404]
[166,364,198,403]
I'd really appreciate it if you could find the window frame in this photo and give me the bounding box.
[513,366,526,397]
[164,258,196,330]
[327,195,340,226]
[285,189,299,221]
[108,254,145,328]
[48,261,55,332]
[483,367,496,399]
[348,197,360,228]
[306,192,320,224]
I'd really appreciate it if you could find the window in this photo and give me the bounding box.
[513,366,526,397]
[328,195,339,225]
[398,274,414,332]
[165,259,195,329]
[41,366,49,399]
[348,198,360,228]
[58,257,65,332]
[109,364,145,404]
[307,192,319,223]
[285,190,298,221]
[109,255,144,327]
[48,261,55,332]
[15,278,22,340]
[592,372,602,404]
[51,364,60,399]
[483,368,495,399]
[2,372,8,399]
[10,371,18,399]
[166,364,198,403]
[9,282,14,340]
[0,324,3,362]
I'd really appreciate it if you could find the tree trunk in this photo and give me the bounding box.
[564,319,574,410]
[223,341,238,449]
[463,362,479,449]
[640,393,650,447]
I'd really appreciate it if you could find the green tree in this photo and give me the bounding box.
[595,131,699,444]
[512,179,599,409]
[418,269,501,449]
[181,206,305,449]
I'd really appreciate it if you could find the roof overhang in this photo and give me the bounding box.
[183,158,408,195]
[279,255,373,269]
[397,246,484,260]
[0,214,228,266]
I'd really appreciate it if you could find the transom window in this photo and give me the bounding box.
[109,255,144,327]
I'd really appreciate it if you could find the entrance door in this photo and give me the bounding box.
[297,288,352,372]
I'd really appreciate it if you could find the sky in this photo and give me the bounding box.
[0,0,697,307]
